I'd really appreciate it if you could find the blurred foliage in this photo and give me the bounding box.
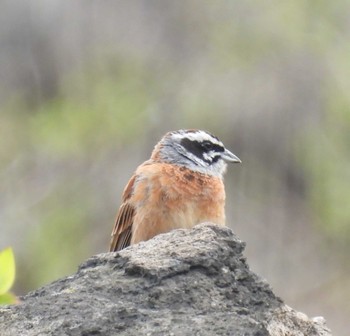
[19,189,90,290]
[29,58,154,157]
[302,86,350,243]
[0,248,17,305]
[3,56,158,291]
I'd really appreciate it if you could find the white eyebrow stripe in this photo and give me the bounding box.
[172,130,223,146]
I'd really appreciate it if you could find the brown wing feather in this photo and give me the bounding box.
[109,175,137,252]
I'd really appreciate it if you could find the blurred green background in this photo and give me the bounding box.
[1,1,349,334]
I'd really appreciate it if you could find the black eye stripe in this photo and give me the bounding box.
[211,155,221,163]
[208,143,224,152]
[201,141,213,150]
[180,138,224,163]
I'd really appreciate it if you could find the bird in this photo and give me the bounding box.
[109,129,241,252]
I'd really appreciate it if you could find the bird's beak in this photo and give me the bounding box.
[221,149,241,163]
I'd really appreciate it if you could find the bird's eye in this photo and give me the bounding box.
[201,141,213,151]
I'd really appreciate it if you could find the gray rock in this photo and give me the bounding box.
[0,223,332,336]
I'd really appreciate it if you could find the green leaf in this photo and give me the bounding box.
[0,247,15,295]
[0,292,18,305]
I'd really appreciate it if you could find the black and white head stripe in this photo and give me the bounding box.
[177,132,225,165]
[171,129,221,145]
[158,129,240,176]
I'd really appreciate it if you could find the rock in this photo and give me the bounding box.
[0,223,332,336]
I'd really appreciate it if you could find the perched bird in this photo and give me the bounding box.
[109,129,241,251]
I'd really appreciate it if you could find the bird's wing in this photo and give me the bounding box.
[109,175,137,252]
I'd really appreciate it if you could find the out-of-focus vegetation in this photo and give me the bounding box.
[0,248,17,305]
[303,88,350,244]
[1,1,349,334]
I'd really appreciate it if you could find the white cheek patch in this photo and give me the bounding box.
[202,151,216,162]
[191,159,227,176]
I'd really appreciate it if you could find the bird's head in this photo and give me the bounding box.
[152,129,241,177]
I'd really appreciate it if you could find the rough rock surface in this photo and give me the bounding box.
[0,223,332,336]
